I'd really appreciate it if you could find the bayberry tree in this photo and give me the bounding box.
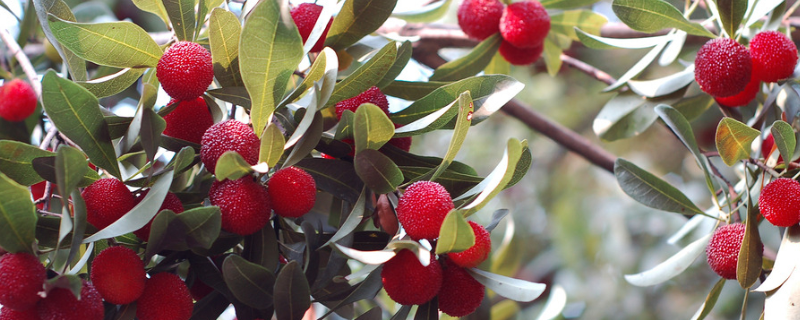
[0,0,799,319]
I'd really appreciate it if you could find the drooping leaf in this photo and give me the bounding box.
[131,0,169,27]
[716,117,760,166]
[324,187,367,247]
[282,110,324,168]
[207,87,251,108]
[430,34,502,82]
[209,8,243,88]
[196,0,224,40]
[542,36,563,76]
[324,0,398,50]
[318,266,384,318]
[627,66,694,98]
[140,108,166,163]
[354,149,404,194]
[611,0,715,37]
[33,0,87,80]
[243,222,280,273]
[0,141,59,186]
[78,67,146,98]
[274,261,311,320]
[738,203,762,289]
[456,139,524,216]
[691,278,726,320]
[222,254,276,309]
[426,91,473,182]
[575,28,673,49]
[391,0,451,22]
[382,80,448,101]
[771,120,796,164]
[593,93,656,141]
[754,226,800,293]
[655,105,717,194]
[624,234,711,286]
[215,151,254,181]
[163,0,196,41]
[0,172,37,254]
[717,0,747,38]
[604,36,670,91]
[467,268,546,302]
[614,158,705,215]
[327,41,397,107]
[435,209,475,254]
[278,47,338,110]
[48,15,163,68]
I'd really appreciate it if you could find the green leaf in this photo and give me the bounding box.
[163,0,195,41]
[323,187,367,247]
[541,0,600,9]
[456,139,524,216]
[391,0,451,23]
[738,202,762,289]
[542,36,563,76]
[278,47,338,110]
[627,66,694,98]
[41,70,120,179]
[771,120,796,165]
[427,91,473,182]
[180,206,222,250]
[223,254,276,309]
[604,36,670,91]
[377,41,412,89]
[654,105,716,193]
[415,298,438,320]
[259,124,285,168]
[549,10,607,41]
[295,158,364,203]
[435,210,475,254]
[274,261,311,320]
[716,117,760,166]
[48,15,163,68]
[243,222,280,273]
[207,87,251,108]
[54,146,87,204]
[611,0,715,37]
[694,278,726,320]
[755,226,800,293]
[575,28,672,50]
[209,8,242,87]
[0,141,54,186]
[327,41,397,107]
[354,149,403,194]
[624,234,710,286]
[717,0,747,37]
[382,80,448,101]
[614,158,705,215]
[430,34,501,81]
[672,94,714,122]
[318,266,384,318]
[216,151,254,181]
[78,67,146,98]
[391,97,460,138]
[131,0,169,27]
[325,0,398,50]
[0,172,37,254]
[282,110,324,168]
[466,268,545,302]
[484,51,510,76]
[240,0,303,137]
[33,0,87,80]
[196,0,224,40]
[354,103,395,154]
[140,108,166,163]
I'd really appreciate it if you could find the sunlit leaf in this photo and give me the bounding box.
[78,67,146,98]
[738,204,762,289]
[576,28,672,49]
[771,120,796,164]
[624,234,711,286]
[612,0,715,37]
[457,139,523,216]
[467,268,545,302]
[391,0,451,23]
[435,209,475,254]
[209,8,243,88]
[216,151,254,181]
[33,0,87,80]
[430,34,501,82]
[131,0,168,27]
[691,278,725,320]
[327,41,397,107]
[627,66,694,98]
[354,103,395,154]
[541,0,600,9]
[754,225,800,293]
[716,117,760,166]
[259,124,285,168]
[325,0,397,50]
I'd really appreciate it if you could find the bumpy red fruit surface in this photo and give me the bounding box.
[37,281,103,320]
[290,3,332,53]
[706,223,753,280]
[89,246,146,304]
[334,86,389,120]
[381,250,442,305]
[156,41,214,100]
[437,264,485,317]
[715,71,760,107]
[136,273,194,320]
[750,31,798,83]
[0,307,39,320]
[133,190,185,241]
[457,0,504,41]
[0,253,45,311]
[694,38,752,98]
[268,167,316,218]
[499,40,543,65]
[163,98,214,144]
[447,221,491,268]
[82,178,136,230]
[200,120,260,174]
[759,177,800,227]
[0,79,37,122]
[209,177,271,235]
[396,181,454,240]
[499,1,550,48]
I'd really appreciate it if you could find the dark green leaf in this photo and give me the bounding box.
[354,149,403,194]
[278,47,338,110]
[612,0,715,37]
[355,307,382,320]
[324,187,367,247]
[414,297,438,320]
[435,209,475,254]
[274,261,311,320]
[78,67,146,98]
[216,151,254,181]
[327,41,397,107]
[140,108,166,163]
[717,0,747,38]
[0,172,37,253]
[694,278,726,320]
[614,158,704,215]
[430,34,501,82]
[738,203,762,289]
[163,0,196,41]
[0,141,54,186]
[207,87,251,108]
[54,146,87,205]
[190,291,230,320]
[427,91,473,182]
[457,139,524,216]
[716,117,760,166]
[325,0,397,50]
[131,0,168,27]
[655,105,716,193]
[672,94,714,121]
[223,254,276,309]
[382,80,448,100]
[283,111,324,168]
[319,266,384,318]
[391,0,451,23]
[771,120,796,164]
[243,222,280,273]
[209,8,242,87]
[295,158,364,203]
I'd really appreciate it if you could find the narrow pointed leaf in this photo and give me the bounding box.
[430,34,501,81]
[324,187,367,247]
[131,0,169,27]
[223,254,276,309]
[467,268,545,302]
[327,41,397,107]
[427,91,473,182]
[377,41,413,89]
[614,158,704,215]
[0,172,37,254]
[140,108,166,163]
[655,105,716,193]
[754,225,800,292]
[163,0,196,41]
[325,0,398,50]
[458,139,523,216]
[435,209,475,254]
[691,278,726,320]
[716,117,760,166]
[576,28,672,49]
[209,8,242,87]
[771,120,796,164]
[274,261,311,320]
[278,47,338,109]
[717,0,747,38]
[354,149,403,194]
[612,0,715,37]
[33,0,87,80]
[54,146,87,203]
[624,234,711,286]
[78,67,147,98]
[259,124,285,168]
[737,204,762,289]
[391,0,451,23]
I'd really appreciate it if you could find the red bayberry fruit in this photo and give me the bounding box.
[334,86,390,120]
[0,253,45,311]
[82,178,137,230]
[396,181,454,240]
[381,250,442,305]
[499,1,550,48]
[0,307,39,320]
[209,177,272,235]
[499,40,544,65]
[135,273,194,320]
[715,71,760,107]
[706,223,754,280]
[0,79,37,122]
[750,31,798,83]
[156,41,214,101]
[437,264,485,317]
[163,98,214,144]
[89,246,146,305]
[694,38,752,98]
[133,190,185,241]
[290,3,332,53]
[457,0,504,41]
[268,167,316,218]
[37,281,104,320]
[200,120,260,174]
[447,221,491,268]
[759,178,800,227]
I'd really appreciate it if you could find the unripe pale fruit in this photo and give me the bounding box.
[200,120,260,174]
[375,194,398,235]
[163,98,214,145]
[396,181,454,240]
[334,86,389,120]
[0,252,45,311]
[290,3,332,53]
[499,1,550,48]
[715,71,760,108]
[89,246,146,304]
[136,273,194,320]
[37,281,104,320]
[209,177,272,236]
[457,0,504,41]
[758,177,800,227]
[381,249,442,305]
[706,223,755,280]
[499,40,543,66]
[268,167,316,218]
[82,178,137,230]
[447,221,491,268]
[0,79,37,122]
[0,307,39,320]
[156,41,214,100]
[133,190,185,241]
[694,38,752,98]
[750,31,798,82]
[437,263,485,317]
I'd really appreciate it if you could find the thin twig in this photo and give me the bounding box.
[560,54,617,86]
[0,28,41,97]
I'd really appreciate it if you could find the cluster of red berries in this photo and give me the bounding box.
[379,181,492,316]
[290,3,332,53]
[0,79,37,122]
[694,31,798,107]
[457,0,551,66]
